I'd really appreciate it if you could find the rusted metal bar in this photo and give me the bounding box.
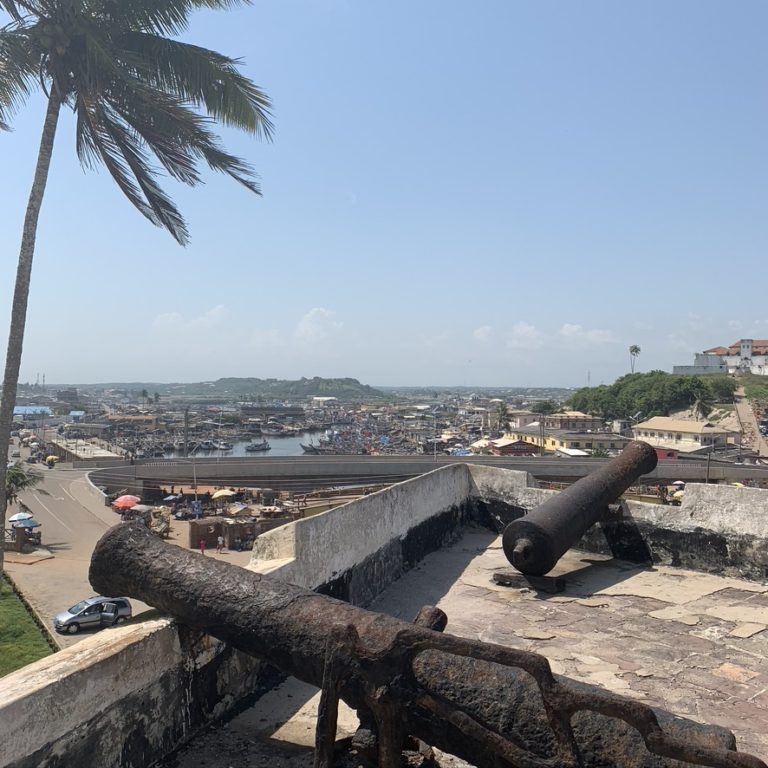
[502,440,658,576]
[89,524,764,768]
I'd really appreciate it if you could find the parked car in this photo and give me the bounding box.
[10,450,20,458]
[53,596,132,634]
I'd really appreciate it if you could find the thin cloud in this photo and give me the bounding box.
[505,322,545,349]
[558,323,618,344]
[473,325,493,343]
[152,305,228,330]
[293,307,343,347]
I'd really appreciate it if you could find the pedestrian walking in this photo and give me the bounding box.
[199,537,206,555]
[216,535,224,554]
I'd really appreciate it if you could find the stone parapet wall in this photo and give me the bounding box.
[3,462,768,768]
[249,463,474,592]
[466,464,768,581]
[0,617,267,768]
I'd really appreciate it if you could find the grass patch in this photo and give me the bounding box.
[0,574,54,676]
[740,374,768,401]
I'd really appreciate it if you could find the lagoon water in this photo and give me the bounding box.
[162,431,318,459]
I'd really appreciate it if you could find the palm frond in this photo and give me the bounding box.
[0,2,24,21]
[116,31,272,138]
[0,27,38,130]
[107,88,204,184]
[76,94,189,243]
[87,0,251,36]
[4,0,269,244]
[106,82,260,193]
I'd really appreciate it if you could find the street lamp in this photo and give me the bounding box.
[434,414,438,461]
[172,456,198,502]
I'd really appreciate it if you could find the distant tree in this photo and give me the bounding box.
[531,399,557,415]
[629,345,641,374]
[141,389,149,408]
[153,392,160,404]
[590,446,609,458]
[706,376,738,402]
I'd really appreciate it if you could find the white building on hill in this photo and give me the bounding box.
[673,339,768,376]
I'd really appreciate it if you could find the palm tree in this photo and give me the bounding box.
[0,0,272,570]
[141,389,149,408]
[6,461,42,507]
[693,391,714,421]
[494,401,509,435]
[629,345,641,374]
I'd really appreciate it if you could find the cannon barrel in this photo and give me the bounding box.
[502,440,658,576]
[89,524,764,768]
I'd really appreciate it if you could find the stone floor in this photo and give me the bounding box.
[164,529,768,766]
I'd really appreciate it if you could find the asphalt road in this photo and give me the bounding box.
[5,461,136,647]
[5,455,252,649]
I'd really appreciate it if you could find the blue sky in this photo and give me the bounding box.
[1,0,766,388]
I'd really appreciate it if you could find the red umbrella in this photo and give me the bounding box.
[112,494,141,510]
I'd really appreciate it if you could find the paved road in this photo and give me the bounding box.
[5,462,142,648]
[734,387,768,457]
[5,456,251,649]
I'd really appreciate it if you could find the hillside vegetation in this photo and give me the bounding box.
[73,377,386,400]
[741,373,768,402]
[214,377,385,400]
[568,372,737,420]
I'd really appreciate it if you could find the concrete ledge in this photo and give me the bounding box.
[250,463,473,590]
[467,465,768,582]
[0,618,266,768]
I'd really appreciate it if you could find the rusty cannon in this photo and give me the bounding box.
[502,440,658,576]
[89,524,764,768]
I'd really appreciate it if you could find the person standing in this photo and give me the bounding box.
[199,537,206,555]
[216,534,224,554]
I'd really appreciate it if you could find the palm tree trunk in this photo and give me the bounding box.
[0,93,61,572]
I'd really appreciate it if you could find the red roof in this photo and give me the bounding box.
[703,340,768,356]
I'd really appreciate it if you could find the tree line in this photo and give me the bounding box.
[567,372,738,421]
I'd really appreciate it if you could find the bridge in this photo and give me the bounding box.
[89,453,768,495]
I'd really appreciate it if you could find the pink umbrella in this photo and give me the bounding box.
[112,494,141,510]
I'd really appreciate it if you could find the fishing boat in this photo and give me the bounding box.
[245,439,271,452]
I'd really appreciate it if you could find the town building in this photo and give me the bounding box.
[56,388,80,404]
[507,410,539,429]
[506,425,629,455]
[542,410,604,431]
[631,416,731,452]
[487,437,539,456]
[12,405,53,427]
[673,338,768,376]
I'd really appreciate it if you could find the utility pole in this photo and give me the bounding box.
[183,407,190,458]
